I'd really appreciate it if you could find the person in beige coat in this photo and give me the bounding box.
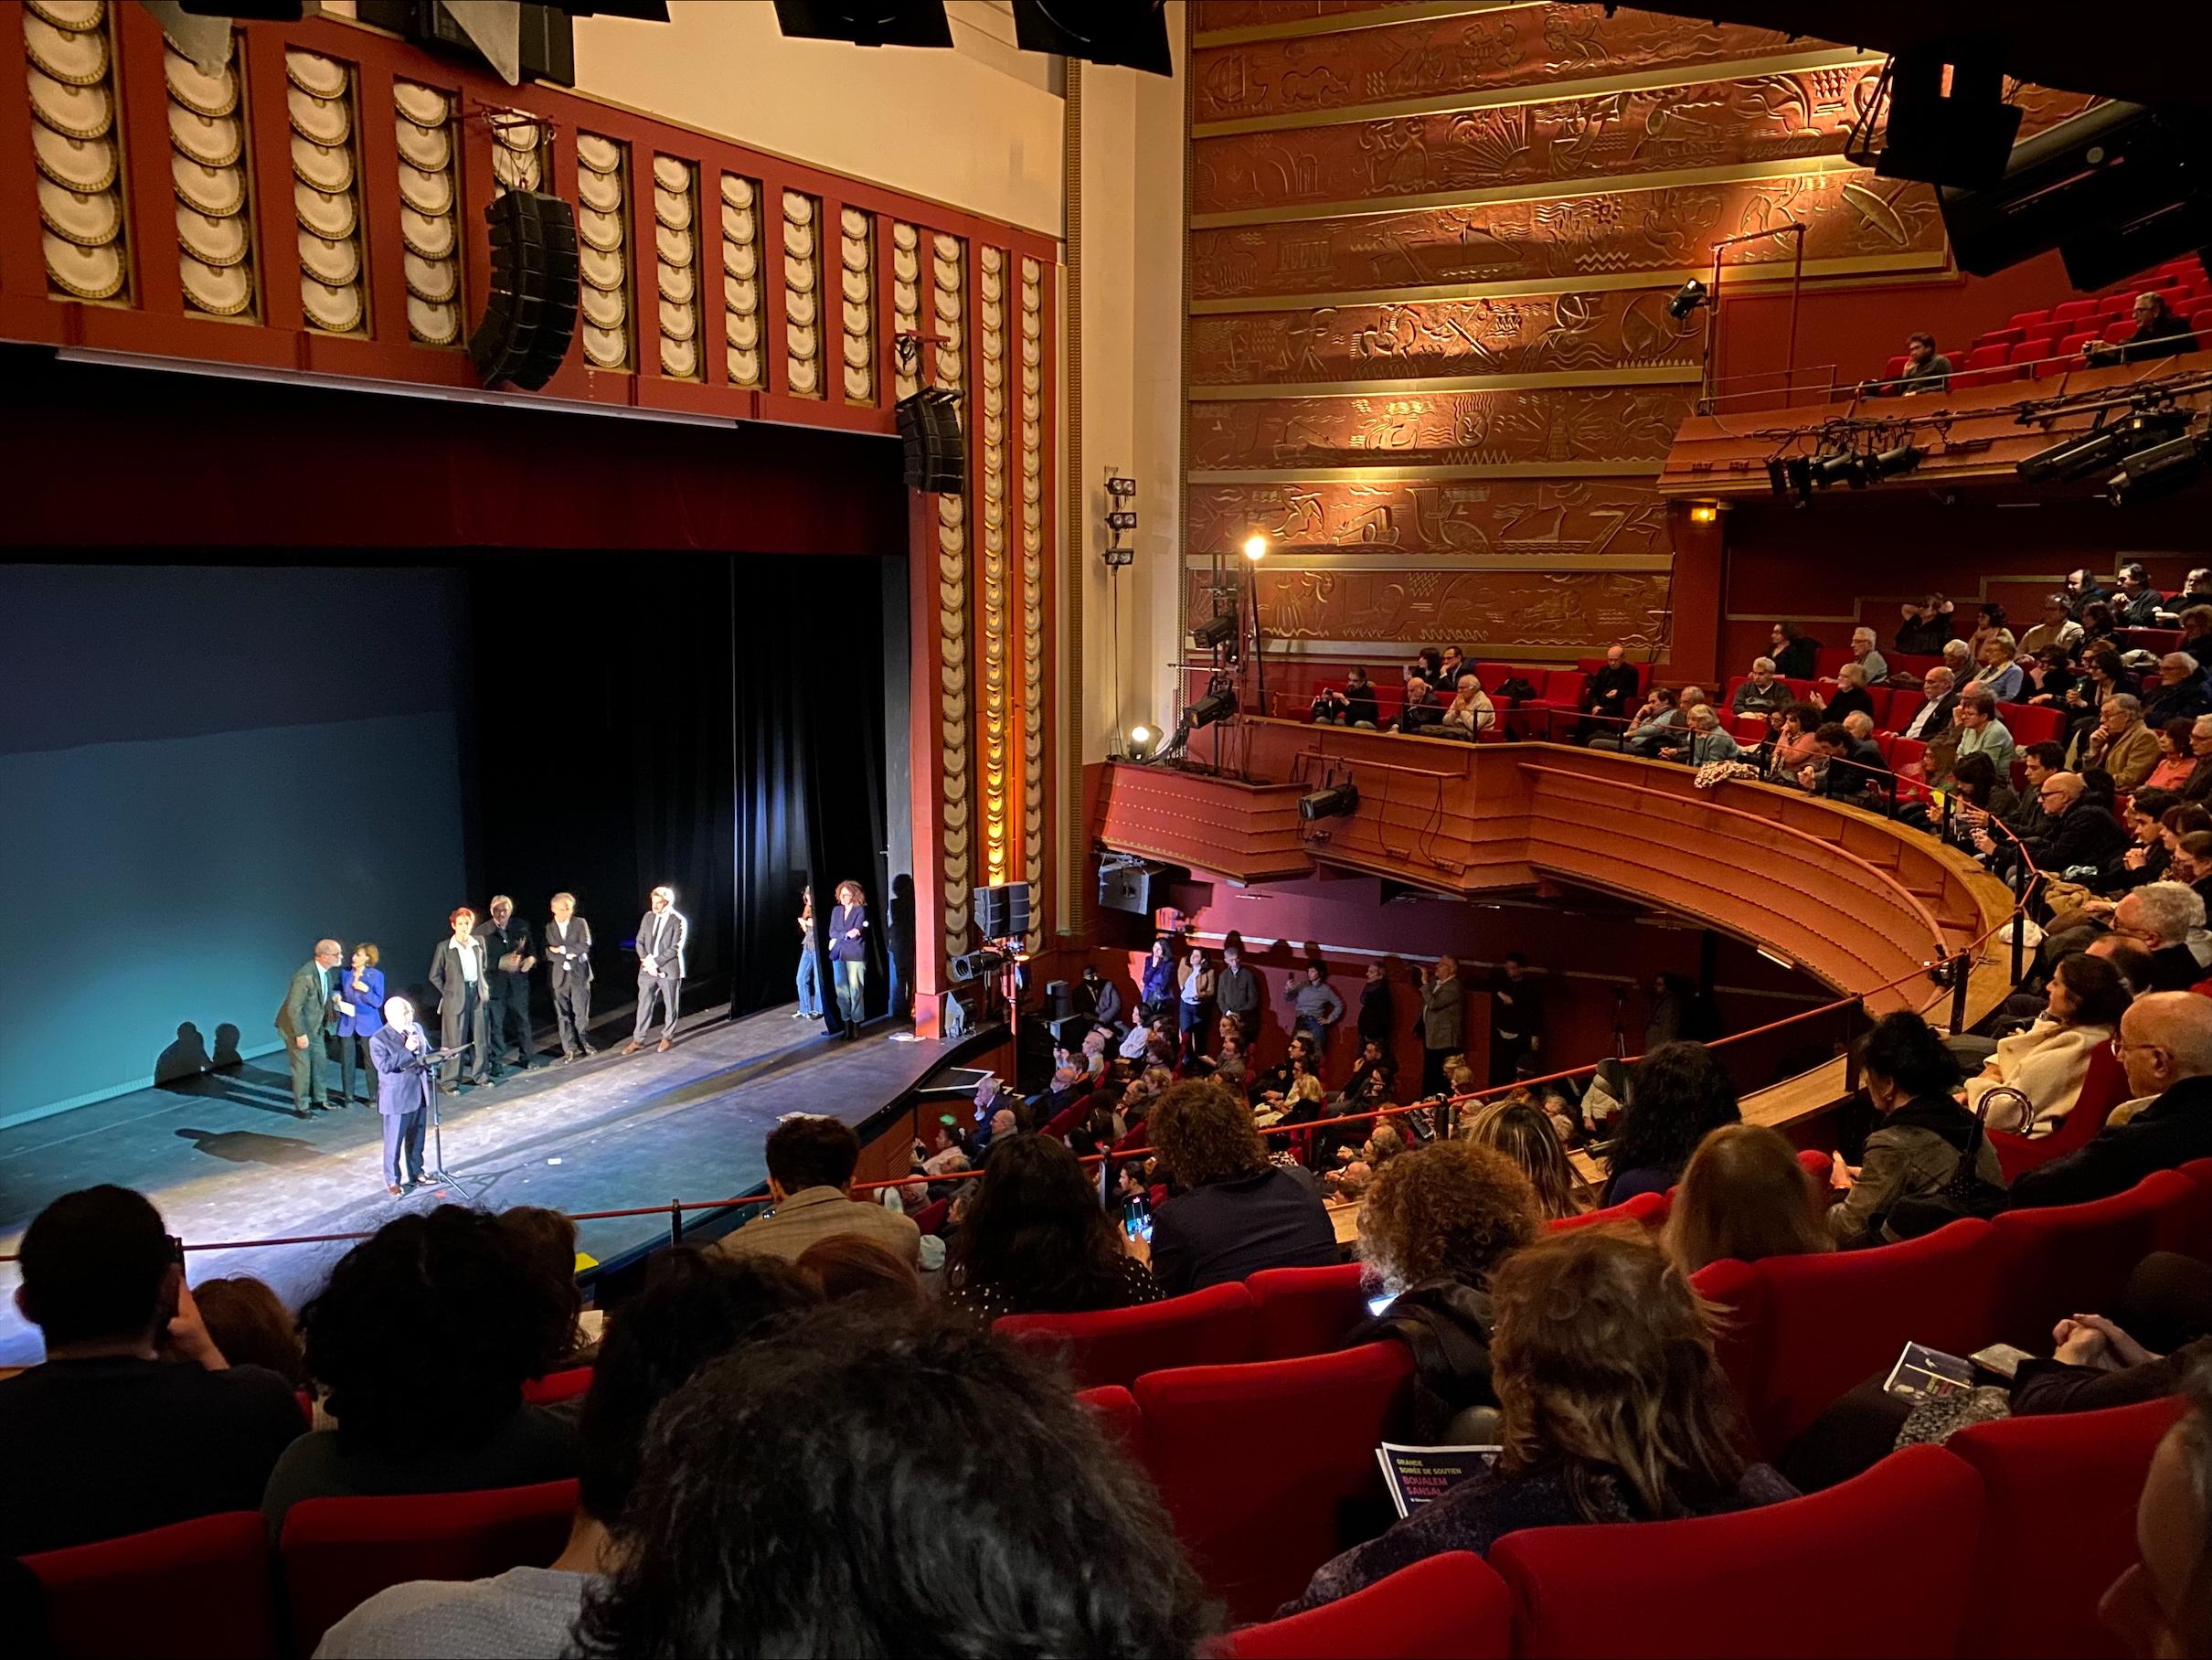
[2073,695,2163,793]
[1965,953,2133,1136]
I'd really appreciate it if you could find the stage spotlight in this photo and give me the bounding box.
[1242,533,1269,561]
[1810,448,1859,489]
[1191,610,1238,651]
[1866,442,1925,480]
[1784,455,1815,505]
[1766,458,1789,499]
[1122,722,1157,761]
[1010,0,1171,76]
[1298,782,1359,822]
[1666,279,1708,320]
[2109,430,2211,506]
[2018,407,2193,484]
[1186,687,1237,729]
[771,0,952,48]
[1688,503,1719,524]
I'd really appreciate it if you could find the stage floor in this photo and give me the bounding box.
[0,1005,973,1366]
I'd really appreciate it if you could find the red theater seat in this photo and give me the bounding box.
[2104,318,2142,346]
[1693,1219,2005,1460]
[1221,1551,1513,1660]
[2054,299,2100,323]
[1989,1171,2197,1347]
[1248,1261,1371,1361]
[25,1511,280,1660]
[994,1281,1257,1390]
[1989,1044,2128,1181]
[1954,342,2022,389]
[909,1196,951,1237]
[1489,1445,1983,1659]
[2000,701,2064,748]
[519,1365,592,1407]
[1949,1399,2185,1660]
[1548,1190,1668,1233]
[2007,309,2049,331]
[1133,1342,1414,1623]
[1075,1383,1147,1457]
[280,1478,579,1656]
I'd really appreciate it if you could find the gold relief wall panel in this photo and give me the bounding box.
[1188,384,1689,474]
[1189,564,1673,649]
[1192,7,1802,128]
[1194,1,1398,33]
[1188,476,1669,557]
[1189,290,1698,386]
[1189,168,1948,303]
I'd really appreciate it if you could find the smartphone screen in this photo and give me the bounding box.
[1366,1292,1396,1317]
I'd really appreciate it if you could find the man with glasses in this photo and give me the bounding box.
[2011,993,2212,1208]
[2107,883,2208,993]
[1975,771,2129,878]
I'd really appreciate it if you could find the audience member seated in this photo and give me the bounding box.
[1967,602,2015,661]
[1354,1141,1541,1441]
[0,1186,303,1556]
[2111,882,2210,992]
[2011,993,2212,1209]
[2146,654,2212,729]
[2019,594,2085,660]
[1770,622,1819,680]
[2102,1378,2212,1660]
[1968,637,2025,704]
[1965,952,2133,1136]
[1144,1080,1337,1296]
[2079,601,2121,655]
[315,1249,817,1660]
[1822,661,1877,725]
[1682,704,1742,765]
[2182,601,2212,651]
[570,1305,1214,1658]
[1803,720,1889,806]
[1847,624,1889,684]
[1580,643,1641,740]
[2087,291,2198,367]
[1763,702,1822,784]
[1828,1013,2005,1249]
[1979,771,2130,878]
[1999,742,2068,844]
[1941,689,2015,787]
[1615,686,1684,755]
[1601,1041,1741,1206]
[2143,721,2202,795]
[1893,329,1951,394]
[1072,963,1123,1033]
[1663,1124,1833,1275]
[796,1234,925,1306]
[265,1205,581,1536]
[1279,1229,1795,1615]
[1895,592,1956,655]
[193,1274,309,1389]
[1461,1099,1590,1220]
[2116,562,2169,628]
[1310,666,1380,729]
[711,1113,920,1268]
[1941,637,1976,686]
[1398,676,1443,734]
[1441,674,1496,739]
[1898,665,1960,741]
[942,1133,1159,1319]
[2025,644,2080,708]
[501,1206,591,1364]
[1437,645,1472,693]
[1941,753,2018,857]
[2065,568,2111,616]
[2179,718,2212,805]
[1730,658,1791,719]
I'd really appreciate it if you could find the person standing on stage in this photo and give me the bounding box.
[546,891,595,1061]
[369,995,435,1197]
[275,938,343,1118]
[796,885,823,1021]
[428,908,490,1092]
[476,895,538,1079]
[625,884,688,1055]
[333,943,386,1108]
[829,879,870,1038]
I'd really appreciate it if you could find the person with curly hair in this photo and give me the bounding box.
[1353,1140,1543,1442]
[943,1133,1160,1319]
[1146,1080,1336,1296]
[571,1305,1218,1659]
[263,1206,584,1535]
[1601,1041,1741,1206]
[1281,1229,1793,1614]
[1460,1099,1590,1220]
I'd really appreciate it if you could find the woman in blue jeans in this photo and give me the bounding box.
[829,878,870,1037]
[794,886,822,1019]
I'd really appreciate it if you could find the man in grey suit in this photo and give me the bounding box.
[274,938,343,1117]
[546,891,595,1061]
[623,884,687,1055]
[1418,955,1466,1100]
[368,995,436,1196]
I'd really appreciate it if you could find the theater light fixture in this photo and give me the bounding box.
[2018,406,2193,484]
[1191,610,1238,651]
[2109,430,2212,506]
[1666,279,1709,320]
[1688,503,1719,524]
[1810,448,1860,489]
[1784,455,1815,506]
[771,0,952,48]
[1242,533,1269,561]
[1185,687,1237,729]
[1298,782,1360,823]
[1866,441,1925,481]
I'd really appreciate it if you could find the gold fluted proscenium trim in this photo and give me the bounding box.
[1187,251,1948,316]
[1191,152,1872,229]
[1182,550,1675,573]
[1191,460,1648,484]
[1191,46,1872,138]
[932,231,973,957]
[978,242,1011,888]
[1190,365,1701,399]
[1193,1,1523,48]
[1018,250,1045,948]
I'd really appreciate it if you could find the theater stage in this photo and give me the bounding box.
[0,1006,995,1366]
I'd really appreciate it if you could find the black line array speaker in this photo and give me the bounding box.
[897,387,965,492]
[975,881,1032,942]
[1098,864,1160,917]
[469,190,580,392]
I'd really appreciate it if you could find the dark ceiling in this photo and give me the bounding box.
[1633,4,2212,110]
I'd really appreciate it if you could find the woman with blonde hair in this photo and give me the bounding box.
[1461,1098,1589,1220]
[1284,1229,1794,1612]
[1664,1124,1832,1274]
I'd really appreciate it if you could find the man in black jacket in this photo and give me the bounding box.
[1978,771,2131,878]
[1215,945,1261,1042]
[1803,722,1889,806]
[2111,884,2207,993]
[2085,292,2199,367]
[2010,994,2212,1208]
[476,895,538,1078]
[1398,677,1443,733]
[1579,644,1641,743]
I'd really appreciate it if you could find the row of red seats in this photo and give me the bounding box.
[1717,675,2068,751]
[1218,1400,2181,1657]
[1883,258,2212,391]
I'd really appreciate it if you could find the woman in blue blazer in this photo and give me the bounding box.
[335,942,387,1107]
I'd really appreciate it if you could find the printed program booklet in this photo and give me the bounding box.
[1376,1442,1501,1517]
[1882,1340,1977,1405]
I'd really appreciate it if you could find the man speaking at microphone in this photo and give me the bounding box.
[370,995,437,1197]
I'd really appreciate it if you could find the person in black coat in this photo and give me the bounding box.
[1977,771,2131,879]
[2011,995,2212,1209]
[2086,293,2198,367]
[1398,677,1444,733]
[1356,962,1395,1048]
[1770,622,1820,681]
[475,895,537,1077]
[1579,645,1642,744]
[1146,1081,1337,1296]
[1803,723,1889,807]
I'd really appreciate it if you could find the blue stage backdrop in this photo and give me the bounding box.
[0,564,469,1126]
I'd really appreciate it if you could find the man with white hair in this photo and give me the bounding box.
[2009,992,2212,1208]
[369,994,437,1197]
[2111,882,2209,993]
[1848,626,1889,685]
[2143,654,2212,728]
[2183,716,2212,807]
[1654,686,1710,763]
[1941,638,1974,684]
[1682,703,1742,765]
[1730,657,1791,718]
[1901,665,1959,741]
[2078,694,2162,793]
[624,884,688,1055]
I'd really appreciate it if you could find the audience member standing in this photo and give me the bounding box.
[333,942,386,1108]
[1771,622,1819,680]
[0,1186,303,1556]
[624,884,688,1054]
[277,937,344,1116]
[1488,953,1542,1086]
[546,891,596,1059]
[1146,1080,1336,1295]
[1418,956,1465,1097]
[826,879,870,1038]
[428,910,490,1091]
[1356,961,1395,1051]
[1291,961,1345,1048]
[1215,944,1260,1045]
[476,896,538,1078]
[792,886,821,1023]
[1175,945,1217,1069]
[944,1133,1159,1318]
[1138,938,1174,1020]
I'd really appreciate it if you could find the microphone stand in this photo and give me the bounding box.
[413,1044,479,1202]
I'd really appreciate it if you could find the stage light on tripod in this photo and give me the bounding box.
[1191,610,1238,651]
[1298,782,1359,822]
[1242,533,1269,561]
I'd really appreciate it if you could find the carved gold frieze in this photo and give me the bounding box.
[1018,252,1045,946]
[1193,0,1410,39]
[1188,563,1673,650]
[577,135,630,370]
[838,207,874,404]
[395,82,458,345]
[782,188,823,398]
[931,231,972,956]
[891,219,922,399]
[653,155,701,380]
[978,244,1010,890]
[1188,476,1669,559]
[720,174,763,388]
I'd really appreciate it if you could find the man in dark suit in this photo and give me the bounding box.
[273,938,342,1117]
[1579,644,1641,742]
[546,891,595,1061]
[1898,667,1961,742]
[475,895,537,1079]
[368,994,436,1196]
[624,884,688,1055]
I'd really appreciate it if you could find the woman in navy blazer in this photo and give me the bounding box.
[335,942,387,1108]
[829,879,869,1038]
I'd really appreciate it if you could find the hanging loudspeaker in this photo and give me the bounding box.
[469,188,580,392]
[898,387,965,492]
[975,881,1032,941]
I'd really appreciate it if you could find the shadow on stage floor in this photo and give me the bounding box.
[0,1004,976,1366]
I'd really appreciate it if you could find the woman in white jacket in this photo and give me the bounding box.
[1965,952,2133,1135]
